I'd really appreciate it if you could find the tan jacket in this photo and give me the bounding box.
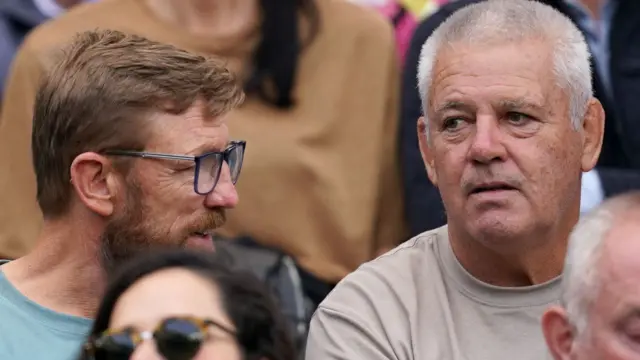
[0,0,407,282]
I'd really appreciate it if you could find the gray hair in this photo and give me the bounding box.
[562,192,640,336]
[417,0,592,133]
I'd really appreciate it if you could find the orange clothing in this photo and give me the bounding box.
[0,0,406,282]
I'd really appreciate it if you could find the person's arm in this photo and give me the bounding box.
[0,39,46,259]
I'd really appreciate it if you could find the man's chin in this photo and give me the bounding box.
[185,233,216,251]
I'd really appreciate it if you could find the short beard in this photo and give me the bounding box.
[99,181,227,274]
[99,182,157,274]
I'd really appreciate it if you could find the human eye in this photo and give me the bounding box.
[174,161,195,172]
[177,166,194,172]
[506,112,534,125]
[622,318,640,342]
[442,117,467,132]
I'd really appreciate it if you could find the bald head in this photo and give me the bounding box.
[542,192,640,360]
[601,208,640,279]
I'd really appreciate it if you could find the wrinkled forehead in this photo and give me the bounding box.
[427,40,563,113]
[144,102,231,154]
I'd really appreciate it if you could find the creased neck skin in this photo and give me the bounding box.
[447,205,578,287]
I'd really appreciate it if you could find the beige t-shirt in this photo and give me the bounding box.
[305,225,560,360]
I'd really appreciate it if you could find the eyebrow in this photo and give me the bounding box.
[433,98,546,118]
[433,101,476,118]
[496,98,546,113]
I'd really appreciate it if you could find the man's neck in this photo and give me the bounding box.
[447,217,576,287]
[1,217,106,318]
[144,0,259,37]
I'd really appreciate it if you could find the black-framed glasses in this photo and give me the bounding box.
[105,140,246,195]
[83,316,237,360]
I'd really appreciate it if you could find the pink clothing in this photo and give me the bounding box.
[376,0,452,66]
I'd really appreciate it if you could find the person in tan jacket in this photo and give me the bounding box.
[0,0,406,306]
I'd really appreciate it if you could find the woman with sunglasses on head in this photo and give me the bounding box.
[79,249,295,360]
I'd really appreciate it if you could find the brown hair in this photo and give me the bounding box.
[32,29,245,218]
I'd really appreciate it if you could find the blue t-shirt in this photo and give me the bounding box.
[0,260,93,359]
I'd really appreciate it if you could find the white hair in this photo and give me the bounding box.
[562,192,640,336]
[417,0,592,133]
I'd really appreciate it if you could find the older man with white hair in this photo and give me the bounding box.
[542,191,640,360]
[305,0,605,359]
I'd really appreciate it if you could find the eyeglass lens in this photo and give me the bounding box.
[94,318,204,360]
[94,331,136,360]
[155,318,203,360]
[196,144,244,194]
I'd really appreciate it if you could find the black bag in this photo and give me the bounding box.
[214,236,313,357]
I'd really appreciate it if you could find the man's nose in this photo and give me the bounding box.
[468,116,507,164]
[204,162,239,209]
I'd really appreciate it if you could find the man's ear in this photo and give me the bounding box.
[417,116,438,187]
[580,97,605,172]
[69,152,119,217]
[541,306,575,360]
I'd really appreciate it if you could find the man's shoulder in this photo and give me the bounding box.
[319,226,448,313]
[0,269,91,359]
[370,226,443,267]
[307,226,451,359]
[0,279,40,358]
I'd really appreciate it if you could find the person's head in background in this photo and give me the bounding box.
[31,29,245,271]
[80,249,295,360]
[416,0,604,285]
[542,191,640,360]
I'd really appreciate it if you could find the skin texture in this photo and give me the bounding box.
[110,268,242,360]
[543,209,640,360]
[417,39,604,286]
[77,99,239,268]
[2,100,240,317]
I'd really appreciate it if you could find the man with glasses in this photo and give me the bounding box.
[0,29,245,359]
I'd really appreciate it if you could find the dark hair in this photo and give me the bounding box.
[32,29,244,218]
[246,0,320,108]
[80,249,296,360]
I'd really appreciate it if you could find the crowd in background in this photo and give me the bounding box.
[0,0,455,316]
[0,0,639,359]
